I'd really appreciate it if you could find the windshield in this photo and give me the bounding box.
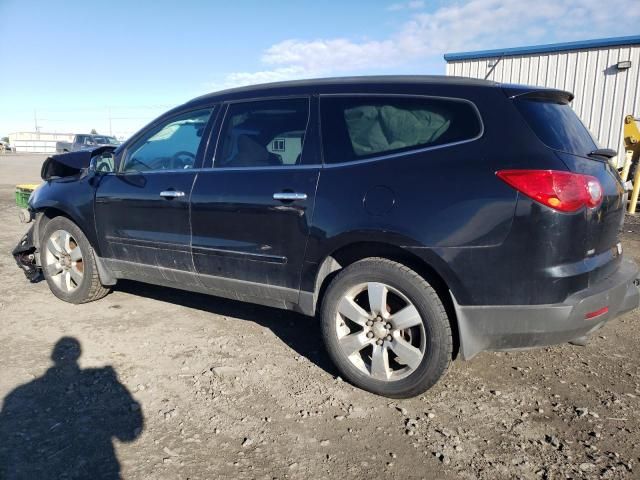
[515,97,597,156]
[92,136,120,145]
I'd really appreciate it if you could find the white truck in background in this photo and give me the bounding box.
[56,134,120,153]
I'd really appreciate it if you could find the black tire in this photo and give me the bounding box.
[40,216,110,304]
[320,258,452,398]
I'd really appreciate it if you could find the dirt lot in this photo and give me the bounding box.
[0,153,638,479]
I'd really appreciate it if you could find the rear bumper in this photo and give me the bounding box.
[453,258,640,359]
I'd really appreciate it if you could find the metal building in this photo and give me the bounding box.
[8,132,74,154]
[444,35,640,167]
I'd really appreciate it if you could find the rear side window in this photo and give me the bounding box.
[320,96,482,164]
[515,97,597,156]
[215,98,309,168]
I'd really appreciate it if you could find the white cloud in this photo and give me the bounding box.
[388,1,425,11]
[223,67,308,88]
[209,0,640,91]
[261,38,398,73]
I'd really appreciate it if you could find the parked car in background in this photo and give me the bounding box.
[13,76,640,398]
[56,134,120,153]
[0,141,13,153]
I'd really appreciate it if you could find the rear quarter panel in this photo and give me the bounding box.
[303,85,531,303]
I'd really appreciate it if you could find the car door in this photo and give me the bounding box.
[190,96,321,305]
[94,107,215,286]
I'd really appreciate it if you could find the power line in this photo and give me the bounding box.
[27,105,174,113]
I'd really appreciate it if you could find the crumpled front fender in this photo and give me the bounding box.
[40,145,116,180]
[12,224,41,282]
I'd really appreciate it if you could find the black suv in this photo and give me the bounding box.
[14,76,640,398]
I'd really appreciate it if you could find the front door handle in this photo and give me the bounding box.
[160,190,185,198]
[273,192,307,201]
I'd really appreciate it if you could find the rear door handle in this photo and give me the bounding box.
[273,192,307,201]
[160,190,185,198]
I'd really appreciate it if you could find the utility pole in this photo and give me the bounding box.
[34,109,40,133]
[108,107,112,136]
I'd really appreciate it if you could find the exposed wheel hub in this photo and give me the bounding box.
[372,321,389,339]
[61,254,72,269]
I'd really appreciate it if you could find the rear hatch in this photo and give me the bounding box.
[509,88,626,282]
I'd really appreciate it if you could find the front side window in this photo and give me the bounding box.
[122,109,212,172]
[215,98,309,168]
[320,96,482,164]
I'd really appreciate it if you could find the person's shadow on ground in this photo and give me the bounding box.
[0,337,143,480]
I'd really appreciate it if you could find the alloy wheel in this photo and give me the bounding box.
[44,229,84,292]
[335,282,426,381]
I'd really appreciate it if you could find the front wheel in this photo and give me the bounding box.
[320,258,452,398]
[40,216,110,304]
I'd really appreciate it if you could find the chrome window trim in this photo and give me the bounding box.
[221,93,312,105]
[189,93,484,173]
[322,137,483,168]
[116,164,321,174]
[117,168,204,175]
[319,93,485,168]
[201,164,320,172]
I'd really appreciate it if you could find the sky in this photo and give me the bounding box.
[0,0,639,139]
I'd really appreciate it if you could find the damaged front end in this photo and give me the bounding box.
[41,145,116,180]
[12,224,41,282]
[13,145,117,282]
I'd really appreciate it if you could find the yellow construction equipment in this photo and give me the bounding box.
[623,115,640,214]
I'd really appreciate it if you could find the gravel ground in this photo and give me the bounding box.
[0,154,638,479]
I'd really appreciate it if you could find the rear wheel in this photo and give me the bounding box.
[41,216,110,304]
[320,258,452,398]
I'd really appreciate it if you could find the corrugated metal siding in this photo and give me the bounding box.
[446,44,640,167]
[12,140,58,154]
[8,132,74,154]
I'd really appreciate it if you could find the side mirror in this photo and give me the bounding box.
[89,152,116,174]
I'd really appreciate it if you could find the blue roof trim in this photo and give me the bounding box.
[444,35,640,62]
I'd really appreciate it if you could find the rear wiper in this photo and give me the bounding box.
[588,148,617,159]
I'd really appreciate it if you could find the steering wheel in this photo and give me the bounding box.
[126,157,153,172]
[171,151,196,169]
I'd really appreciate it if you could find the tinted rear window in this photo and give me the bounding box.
[321,96,482,164]
[515,98,597,156]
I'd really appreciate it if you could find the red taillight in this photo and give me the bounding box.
[496,169,603,212]
[585,306,608,319]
